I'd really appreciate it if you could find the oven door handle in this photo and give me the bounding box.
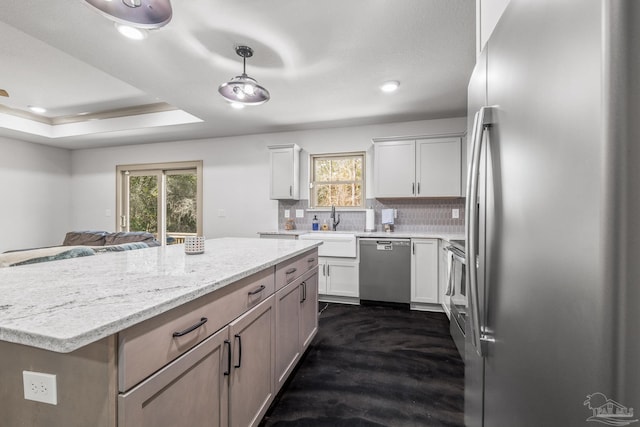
[447,251,466,264]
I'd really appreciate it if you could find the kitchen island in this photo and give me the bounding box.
[0,237,320,427]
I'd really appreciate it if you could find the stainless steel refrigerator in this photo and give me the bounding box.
[465,1,640,426]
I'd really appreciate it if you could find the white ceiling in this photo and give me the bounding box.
[0,0,476,150]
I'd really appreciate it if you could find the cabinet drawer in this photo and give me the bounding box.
[275,249,318,290]
[118,268,274,392]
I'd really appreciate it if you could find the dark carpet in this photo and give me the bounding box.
[260,303,464,427]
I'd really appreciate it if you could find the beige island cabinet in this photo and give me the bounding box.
[0,238,320,427]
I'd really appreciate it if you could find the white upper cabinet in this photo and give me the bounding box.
[373,140,416,197]
[416,138,461,197]
[373,137,462,198]
[269,144,300,200]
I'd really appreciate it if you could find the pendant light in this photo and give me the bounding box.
[218,46,270,106]
[84,0,172,29]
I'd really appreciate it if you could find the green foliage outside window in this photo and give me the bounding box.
[311,154,365,208]
[166,174,197,233]
[129,173,197,234]
[129,175,158,234]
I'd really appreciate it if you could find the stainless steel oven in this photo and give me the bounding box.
[445,240,466,360]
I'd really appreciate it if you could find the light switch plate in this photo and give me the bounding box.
[295,209,304,218]
[452,209,460,219]
[284,210,290,218]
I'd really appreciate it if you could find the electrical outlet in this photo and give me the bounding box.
[295,209,304,218]
[217,209,226,218]
[452,209,460,219]
[284,209,290,218]
[23,371,57,405]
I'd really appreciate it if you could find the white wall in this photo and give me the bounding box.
[71,117,466,238]
[0,137,71,252]
[476,0,511,56]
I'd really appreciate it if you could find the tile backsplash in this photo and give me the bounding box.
[279,198,465,233]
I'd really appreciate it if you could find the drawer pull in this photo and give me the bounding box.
[307,258,315,263]
[285,267,297,275]
[172,317,208,337]
[234,334,242,368]
[223,340,231,376]
[301,281,307,302]
[248,285,266,296]
[300,282,305,303]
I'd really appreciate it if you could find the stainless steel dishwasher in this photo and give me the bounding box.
[359,238,411,304]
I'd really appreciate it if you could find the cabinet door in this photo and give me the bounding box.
[411,239,439,304]
[300,270,319,350]
[229,296,275,427]
[325,259,359,297]
[416,138,462,197]
[118,327,229,427]
[269,146,299,200]
[275,280,301,392]
[374,140,416,197]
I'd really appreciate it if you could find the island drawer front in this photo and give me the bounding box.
[118,268,275,392]
[275,248,318,290]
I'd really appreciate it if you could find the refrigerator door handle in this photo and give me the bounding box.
[466,105,494,357]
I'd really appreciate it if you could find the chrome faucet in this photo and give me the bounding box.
[330,205,341,231]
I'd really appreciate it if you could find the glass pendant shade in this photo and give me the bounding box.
[218,46,270,106]
[84,0,172,29]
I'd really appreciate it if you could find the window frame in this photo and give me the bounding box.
[309,152,366,209]
[116,161,203,245]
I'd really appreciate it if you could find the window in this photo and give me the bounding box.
[310,153,365,208]
[116,161,203,245]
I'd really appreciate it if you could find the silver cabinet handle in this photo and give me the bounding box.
[289,185,292,196]
[417,182,420,194]
[466,106,494,358]
[412,182,415,194]
[327,265,330,276]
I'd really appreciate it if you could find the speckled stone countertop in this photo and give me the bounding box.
[258,230,465,241]
[0,238,320,354]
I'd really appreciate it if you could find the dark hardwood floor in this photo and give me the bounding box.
[261,303,464,427]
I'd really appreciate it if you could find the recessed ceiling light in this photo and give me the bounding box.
[380,81,400,93]
[114,23,148,40]
[28,105,47,114]
[230,102,245,110]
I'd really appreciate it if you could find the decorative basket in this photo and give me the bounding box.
[184,236,205,255]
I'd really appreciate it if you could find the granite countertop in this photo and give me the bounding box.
[259,230,464,241]
[0,238,320,354]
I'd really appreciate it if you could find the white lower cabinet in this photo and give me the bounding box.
[318,257,359,298]
[410,239,440,306]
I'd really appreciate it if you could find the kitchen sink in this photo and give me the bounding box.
[298,232,357,257]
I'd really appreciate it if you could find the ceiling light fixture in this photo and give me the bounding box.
[230,102,245,110]
[218,46,270,106]
[114,22,148,40]
[84,0,172,30]
[28,105,47,114]
[380,80,400,93]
